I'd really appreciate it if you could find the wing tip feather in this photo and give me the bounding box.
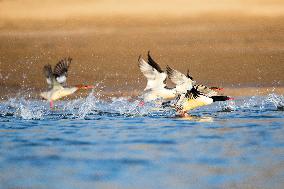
[166,65,175,78]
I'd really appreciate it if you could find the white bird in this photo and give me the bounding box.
[40,57,94,108]
[138,52,195,102]
[166,67,233,117]
[166,66,224,97]
[166,66,196,94]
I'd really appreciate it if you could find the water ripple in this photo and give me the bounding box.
[0,94,284,188]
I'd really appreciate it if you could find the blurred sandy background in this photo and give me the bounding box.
[0,0,283,98]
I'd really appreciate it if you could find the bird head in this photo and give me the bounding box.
[210,87,224,91]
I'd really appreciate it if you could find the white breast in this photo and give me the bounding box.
[143,88,176,102]
[182,95,213,111]
[41,87,78,101]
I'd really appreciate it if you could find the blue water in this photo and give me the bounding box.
[0,93,284,189]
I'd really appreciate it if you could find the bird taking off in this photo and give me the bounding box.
[40,57,94,109]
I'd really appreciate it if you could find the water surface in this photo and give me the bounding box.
[0,93,283,189]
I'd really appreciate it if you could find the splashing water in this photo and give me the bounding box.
[0,93,283,120]
[0,92,284,189]
[76,92,97,119]
[1,97,45,120]
[265,93,284,110]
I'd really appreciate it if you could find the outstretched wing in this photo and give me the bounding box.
[147,51,163,73]
[53,57,72,85]
[166,66,195,93]
[138,53,167,90]
[43,64,53,88]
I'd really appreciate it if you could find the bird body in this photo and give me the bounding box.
[138,52,174,102]
[173,85,232,116]
[138,52,195,102]
[41,57,94,108]
[142,88,176,102]
[40,86,78,101]
[180,95,213,111]
[165,66,232,116]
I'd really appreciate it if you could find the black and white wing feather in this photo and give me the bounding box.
[166,66,195,93]
[147,51,163,73]
[53,57,72,85]
[43,64,53,89]
[174,87,201,112]
[138,52,167,90]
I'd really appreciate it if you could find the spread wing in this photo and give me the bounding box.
[166,66,195,93]
[43,64,53,88]
[53,57,72,85]
[147,51,163,73]
[138,53,167,90]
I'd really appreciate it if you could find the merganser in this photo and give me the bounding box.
[40,57,94,108]
[166,66,233,116]
[138,52,195,102]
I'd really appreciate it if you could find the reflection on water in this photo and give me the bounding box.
[179,115,214,122]
[0,93,284,189]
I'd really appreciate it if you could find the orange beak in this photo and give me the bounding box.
[210,87,224,91]
[83,85,94,90]
[76,85,95,90]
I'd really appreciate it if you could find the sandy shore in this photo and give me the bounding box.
[0,0,283,99]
